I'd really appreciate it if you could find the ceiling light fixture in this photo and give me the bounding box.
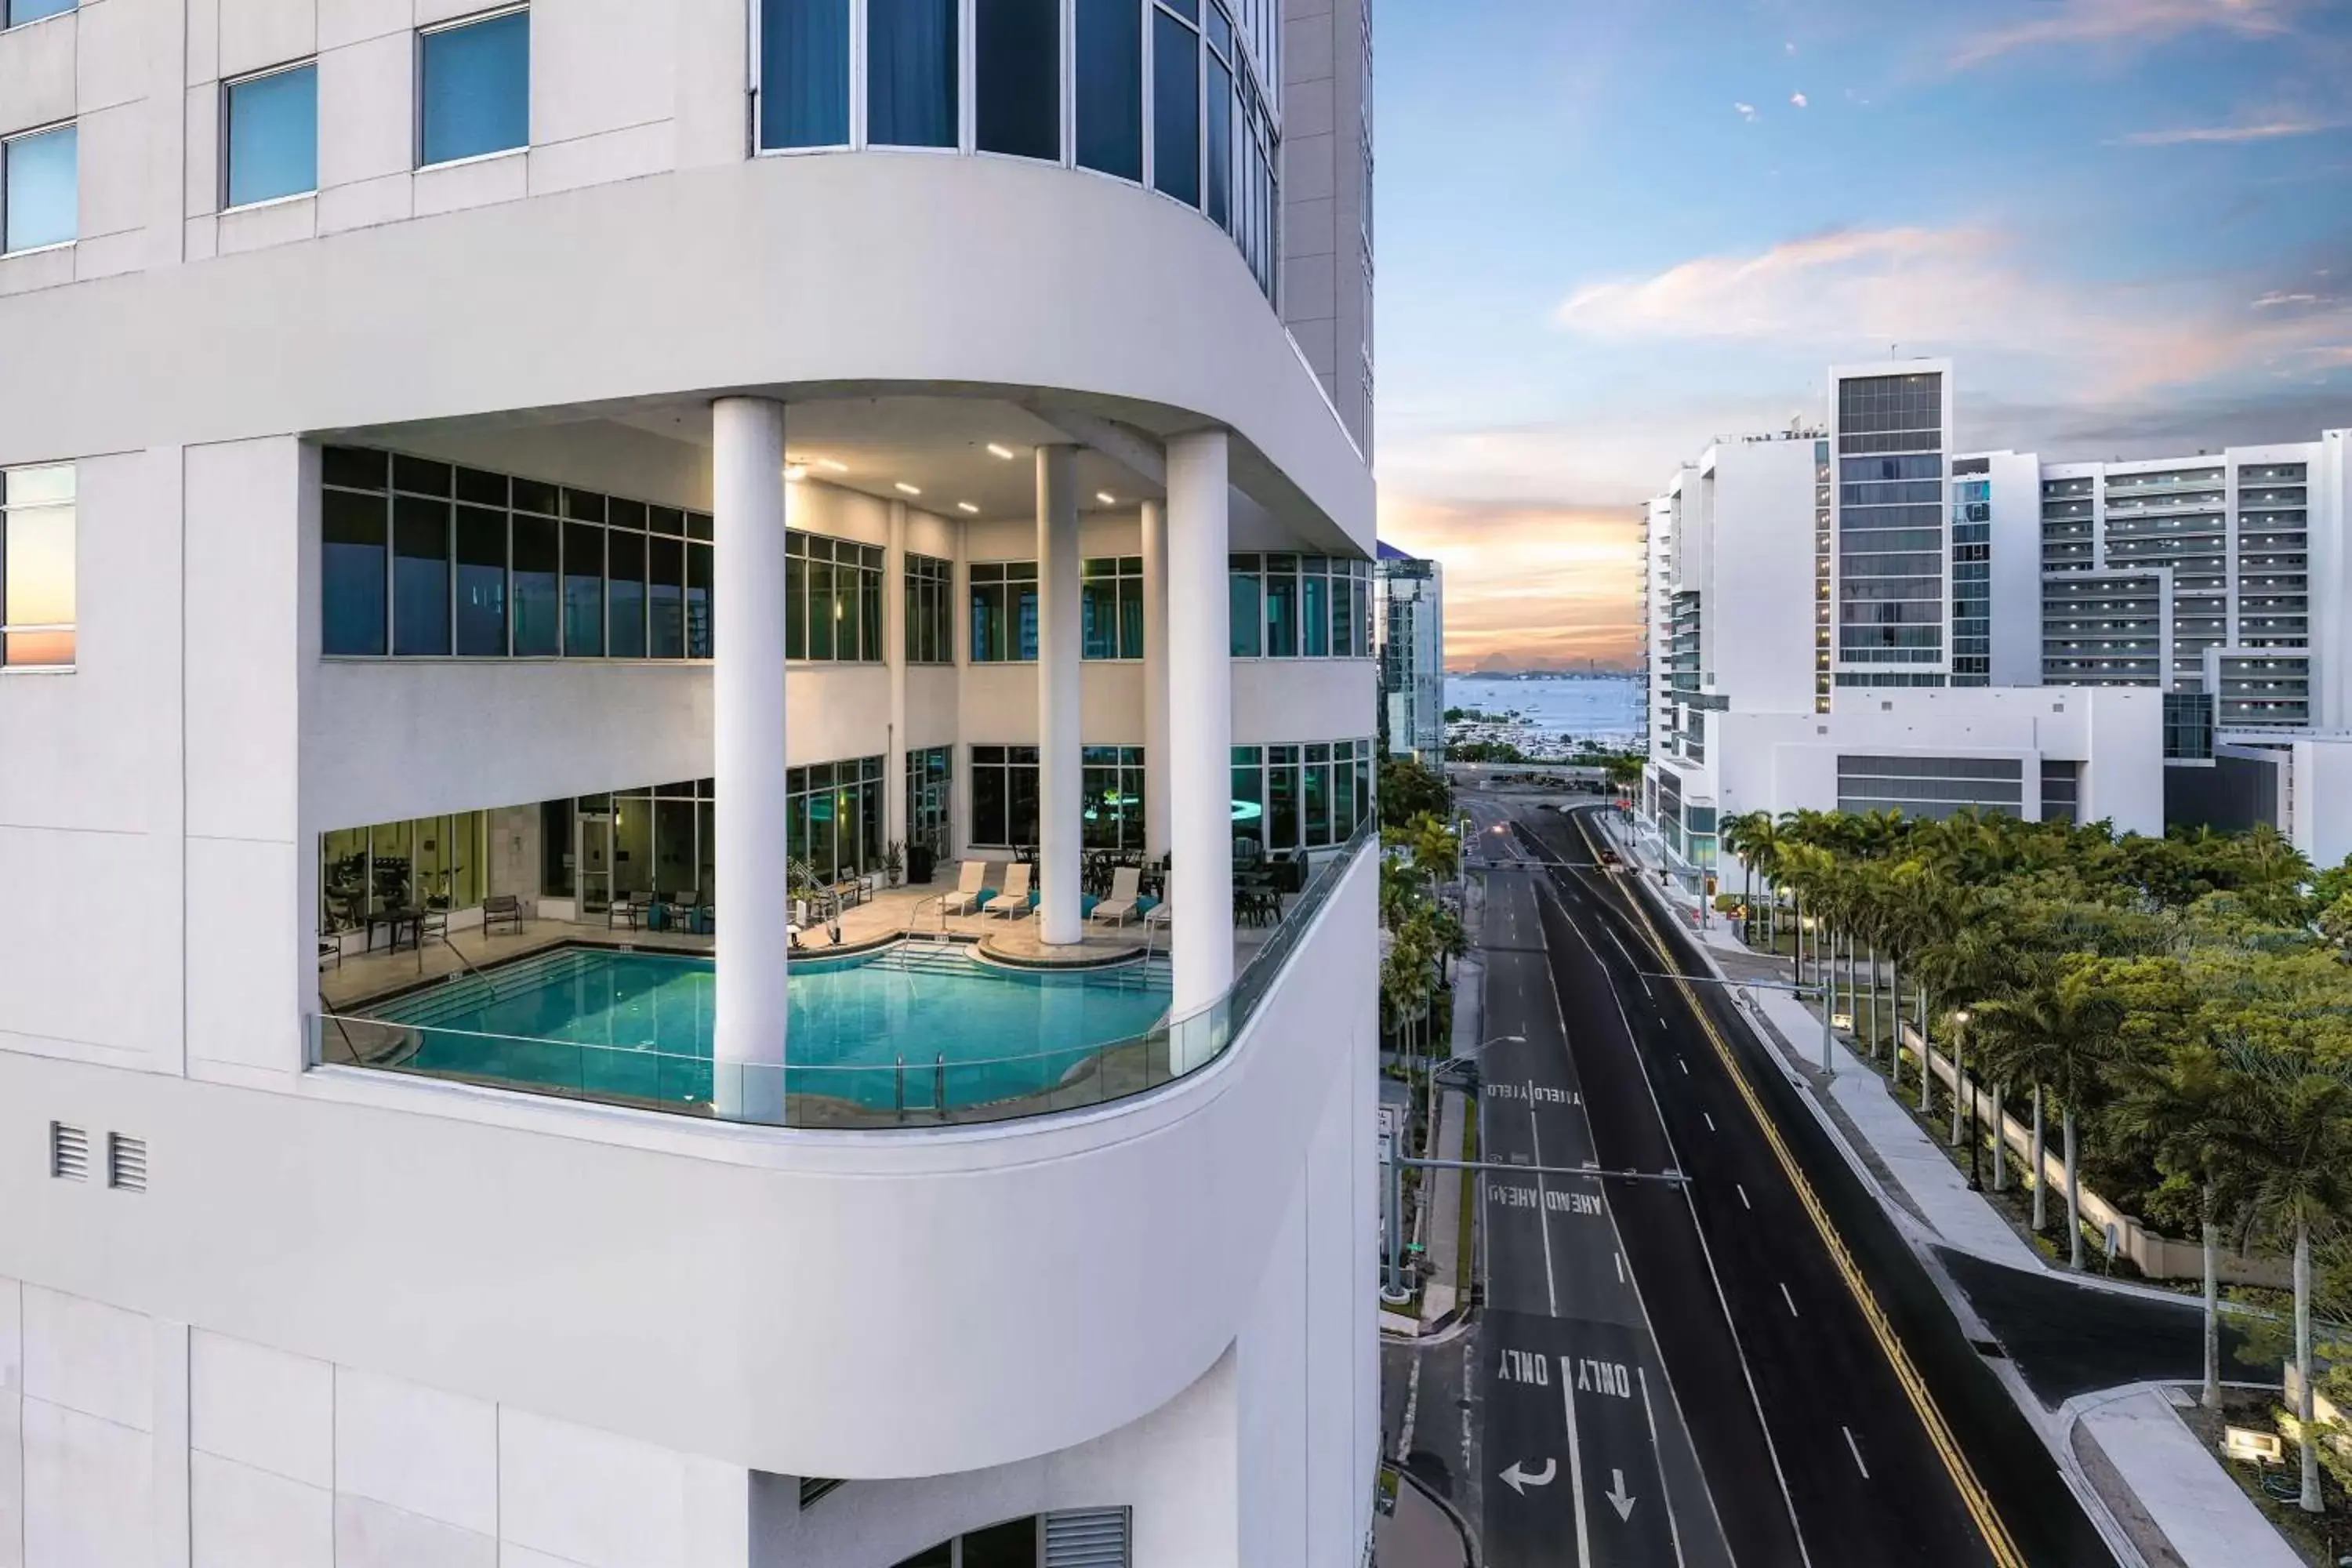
[957,502,980,514]
[986,443,1017,460]
[817,458,849,474]
[783,463,808,481]
[1095,491,1117,505]
[895,482,922,496]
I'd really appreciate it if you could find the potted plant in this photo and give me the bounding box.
[883,840,906,888]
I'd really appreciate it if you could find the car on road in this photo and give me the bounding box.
[1598,848,1624,872]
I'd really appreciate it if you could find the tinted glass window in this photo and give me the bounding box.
[419,10,530,165]
[392,496,451,655]
[1151,9,1199,204]
[322,490,388,655]
[868,0,956,147]
[760,0,850,148]
[3,0,77,24]
[453,504,507,655]
[4,125,76,252]
[511,514,560,655]
[226,64,318,206]
[1075,0,1142,180]
[976,0,1058,159]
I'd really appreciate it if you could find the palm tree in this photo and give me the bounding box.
[2114,1042,2252,1410]
[2218,1045,2352,1513]
[1974,971,2131,1269]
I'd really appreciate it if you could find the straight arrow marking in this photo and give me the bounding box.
[1606,1467,1637,1521]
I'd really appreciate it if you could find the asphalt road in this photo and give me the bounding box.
[1472,794,2119,1568]
[1472,840,1733,1568]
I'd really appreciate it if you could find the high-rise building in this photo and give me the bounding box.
[1639,361,2352,891]
[1375,544,1443,767]
[1637,363,2166,895]
[0,1,1381,1562]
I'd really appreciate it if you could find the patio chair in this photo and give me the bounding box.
[1090,866,1143,927]
[939,860,990,916]
[978,862,1033,920]
[608,893,646,931]
[1144,873,1173,933]
[481,894,524,936]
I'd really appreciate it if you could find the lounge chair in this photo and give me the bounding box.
[1090,866,1143,927]
[939,860,990,917]
[1145,873,1173,933]
[978,862,1033,920]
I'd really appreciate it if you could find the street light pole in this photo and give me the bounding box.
[1633,972,1834,1080]
[1955,1010,1980,1192]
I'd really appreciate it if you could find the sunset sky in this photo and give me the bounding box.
[1370,0,2352,672]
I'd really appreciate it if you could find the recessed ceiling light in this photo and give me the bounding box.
[783,463,808,481]
[817,458,849,474]
[895,482,922,496]
[956,502,980,514]
[1096,491,1117,505]
[986,443,1017,460]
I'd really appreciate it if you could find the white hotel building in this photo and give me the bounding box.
[1640,361,2352,887]
[0,0,1382,1563]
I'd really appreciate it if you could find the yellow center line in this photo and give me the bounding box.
[1566,813,2025,1568]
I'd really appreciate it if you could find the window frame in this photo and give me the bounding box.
[220,57,321,212]
[1,119,78,256]
[416,3,533,172]
[0,462,78,673]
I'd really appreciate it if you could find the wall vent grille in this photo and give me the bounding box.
[1044,1507,1131,1567]
[49,1123,88,1181]
[108,1134,147,1192]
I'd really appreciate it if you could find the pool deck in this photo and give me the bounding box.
[318,875,1275,1014]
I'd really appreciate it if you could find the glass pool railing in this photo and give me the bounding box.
[313,816,1372,1130]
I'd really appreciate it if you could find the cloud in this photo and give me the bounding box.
[1733,101,1757,121]
[1551,225,2352,398]
[1790,91,1809,107]
[2114,114,2349,145]
[1951,0,2299,68]
[1374,493,1646,670]
[2255,290,2327,307]
[1784,41,1797,55]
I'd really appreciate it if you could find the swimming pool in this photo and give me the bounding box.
[359,944,1174,1117]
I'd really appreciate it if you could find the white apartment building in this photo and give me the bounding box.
[1639,363,2165,890]
[1372,543,1440,768]
[0,1,1383,1564]
[1965,430,2352,866]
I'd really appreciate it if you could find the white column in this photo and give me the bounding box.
[885,500,909,854]
[1142,499,1172,858]
[1036,445,1083,946]
[712,397,789,1120]
[1167,430,1233,1014]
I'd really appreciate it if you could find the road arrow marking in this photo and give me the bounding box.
[1606,1468,1637,1521]
[1498,1457,1556,1495]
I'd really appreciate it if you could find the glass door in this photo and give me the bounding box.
[575,796,614,913]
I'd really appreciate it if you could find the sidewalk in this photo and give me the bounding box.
[1415,880,1482,1330]
[1592,808,2293,1568]
[2068,1386,2303,1568]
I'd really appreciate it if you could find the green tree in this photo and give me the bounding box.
[1974,969,2132,1269]
[1378,757,1452,826]
[2219,1045,2352,1513]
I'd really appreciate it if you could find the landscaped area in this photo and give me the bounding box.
[1719,805,2352,1522]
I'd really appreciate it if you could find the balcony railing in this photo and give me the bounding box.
[313,817,1374,1131]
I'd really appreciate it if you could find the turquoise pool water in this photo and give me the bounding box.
[365,945,1173,1112]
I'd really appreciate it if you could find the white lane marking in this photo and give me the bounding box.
[1678,1057,1689,1074]
[1704,1112,1716,1133]
[1550,813,1809,1564]
[1737,1184,1751,1210]
[1614,1250,1625,1284]
[1529,1104,1559,1316]
[1843,1425,1871,1479]
[1558,1354,1594,1566]
[1780,1281,1800,1318]
[1638,1366,1690,1566]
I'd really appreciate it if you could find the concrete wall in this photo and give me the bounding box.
[1707,440,1816,715]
